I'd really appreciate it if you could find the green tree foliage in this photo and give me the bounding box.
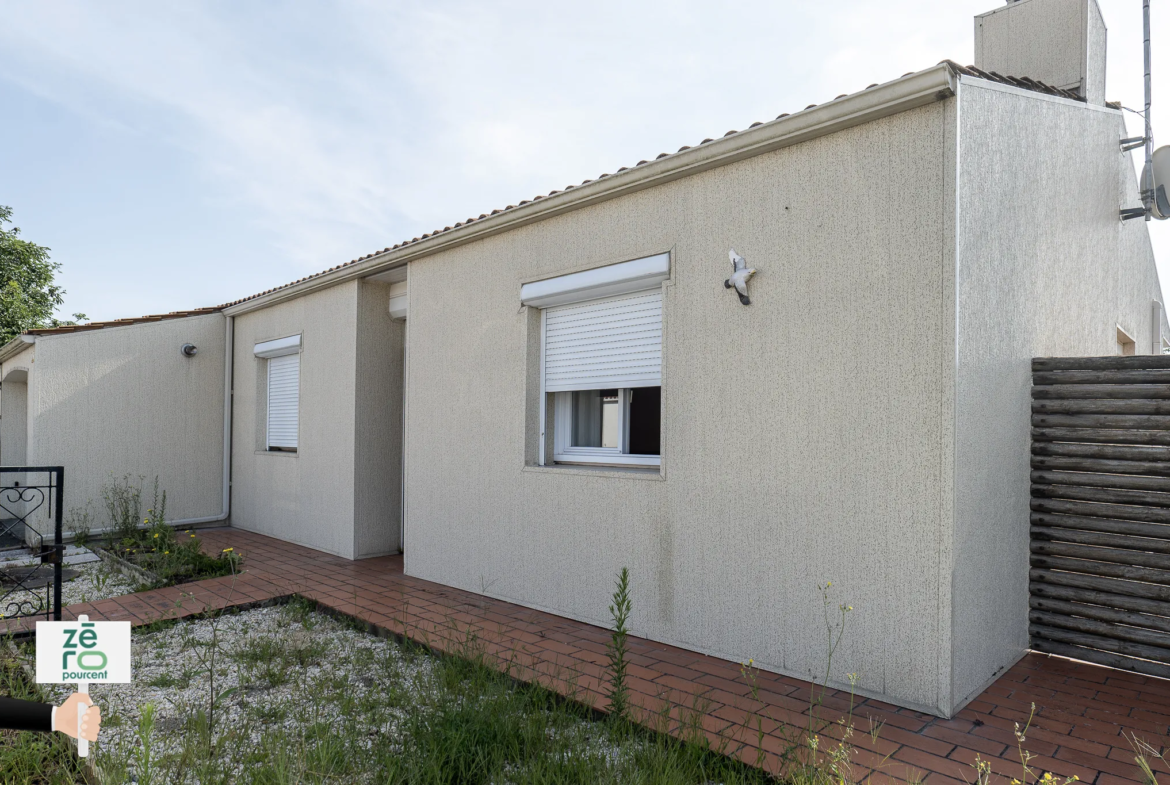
[0,205,86,344]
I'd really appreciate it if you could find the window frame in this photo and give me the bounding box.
[526,252,670,470]
[551,388,660,467]
[254,333,303,454]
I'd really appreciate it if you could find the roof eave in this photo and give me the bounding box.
[224,62,958,317]
[0,335,35,365]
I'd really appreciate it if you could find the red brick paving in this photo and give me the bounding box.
[4,528,1167,783]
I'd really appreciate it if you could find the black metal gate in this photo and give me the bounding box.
[1030,356,1170,679]
[0,467,63,621]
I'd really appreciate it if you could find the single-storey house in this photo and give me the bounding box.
[1,0,1166,717]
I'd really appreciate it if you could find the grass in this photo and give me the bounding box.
[0,642,89,785]
[72,599,781,785]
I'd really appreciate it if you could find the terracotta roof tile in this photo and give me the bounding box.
[23,307,223,337]
[943,61,1084,101]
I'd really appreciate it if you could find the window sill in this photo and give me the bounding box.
[255,450,298,457]
[523,463,664,481]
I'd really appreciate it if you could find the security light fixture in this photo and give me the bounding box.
[181,343,198,357]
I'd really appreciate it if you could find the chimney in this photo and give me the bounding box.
[974,0,1107,105]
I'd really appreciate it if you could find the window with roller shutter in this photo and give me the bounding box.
[266,353,300,451]
[521,253,668,468]
[254,334,302,453]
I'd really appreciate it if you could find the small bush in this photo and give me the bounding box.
[101,475,241,587]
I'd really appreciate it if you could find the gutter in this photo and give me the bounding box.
[0,334,36,365]
[224,63,958,317]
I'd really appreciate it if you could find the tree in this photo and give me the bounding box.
[0,205,86,344]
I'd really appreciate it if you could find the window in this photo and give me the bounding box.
[254,334,302,453]
[553,386,660,466]
[266,354,299,451]
[522,253,669,468]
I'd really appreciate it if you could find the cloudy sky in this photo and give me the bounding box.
[1,0,1167,322]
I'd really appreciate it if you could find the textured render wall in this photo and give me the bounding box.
[951,80,1167,709]
[404,102,958,714]
[0,346,34,466]
[353,281,405,557]
[1085,0,1107,106]
[1,380,29,466]
[24,315,226,527]
[974,0,1104,100]
[231,283,360,558]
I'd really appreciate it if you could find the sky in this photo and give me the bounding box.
[1,0,1168,323]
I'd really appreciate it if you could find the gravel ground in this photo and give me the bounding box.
[1,559,140,617]
[29,602,650,784]
[41,603,439,782]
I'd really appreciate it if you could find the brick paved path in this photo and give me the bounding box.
[3,528,1167,784]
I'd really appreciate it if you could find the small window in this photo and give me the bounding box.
[266,353,299,452]
[553,386,660,466]
[1117,325,1136,357]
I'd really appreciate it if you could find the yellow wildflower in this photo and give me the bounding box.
[223,547,234,553]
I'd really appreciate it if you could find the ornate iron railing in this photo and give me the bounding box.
[0,467,63,622]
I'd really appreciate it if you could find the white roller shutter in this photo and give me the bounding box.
[267,353,300,449]
[544,290,661,392]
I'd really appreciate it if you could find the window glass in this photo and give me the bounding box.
[572,389,620,448]
[627,386,661,456]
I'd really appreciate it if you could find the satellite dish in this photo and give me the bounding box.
[1153,146,1170,220]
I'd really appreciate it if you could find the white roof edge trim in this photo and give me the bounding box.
[521,253,670,308]
[254,334,302,359]
[224,63,956,317]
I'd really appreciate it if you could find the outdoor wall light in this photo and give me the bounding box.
[181,343,198,357]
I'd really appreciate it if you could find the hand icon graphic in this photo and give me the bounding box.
[54,693,101,742]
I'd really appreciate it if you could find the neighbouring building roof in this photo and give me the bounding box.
[21,307,224,336]
[9,60,1096,344]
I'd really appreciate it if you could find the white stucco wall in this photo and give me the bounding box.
[232,280,405,558]
[950,78,1167,708]
[975,0,1106,104]
[232,280,408,560]
[354,281,405,558]
[402,101,958,715]
[0,349,33,467]
[9,316,227,531]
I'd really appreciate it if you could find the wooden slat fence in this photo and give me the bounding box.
[1030,354,1170,679]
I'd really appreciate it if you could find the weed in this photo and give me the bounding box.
[102,473,144,542]
[64,501,95,546]
[1127,732,1167,785]
[134,703,158,785]
[606,566,632,722]
[100,475,241,588]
